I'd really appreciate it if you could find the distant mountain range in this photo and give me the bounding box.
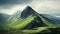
[42,14,60,24]
[0,13,10,23]
[0,13,10,30]
[0,6,60,34]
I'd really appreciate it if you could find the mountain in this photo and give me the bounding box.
[21,6,47,29]
[7,6,46,29]
[6,6,59,30]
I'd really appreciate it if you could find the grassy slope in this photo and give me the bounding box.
[16,14,60,34]
[7,14,36,30]
[19,14,60,33]
[5,14,60,34]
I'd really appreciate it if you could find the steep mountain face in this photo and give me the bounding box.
[21,6,36,18]
[20,6,47,29]
[23,16,47,29]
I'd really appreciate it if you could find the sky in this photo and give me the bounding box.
[0,0,60,17]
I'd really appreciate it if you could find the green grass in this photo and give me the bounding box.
[5,26,60,34]
[7,14,36,30]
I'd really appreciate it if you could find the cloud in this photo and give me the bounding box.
[0,0,32,5]
[28,0,60,14]
[0,5,27,15]
[0,0,32,15]
[0,0,60,15]
[0,0,32,9]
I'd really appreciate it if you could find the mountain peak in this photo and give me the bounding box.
[21,6,36,18]
[25,6,33,10]
[24,6,35,12]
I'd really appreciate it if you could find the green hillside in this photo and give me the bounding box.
[5,12,60,34]
[7,14,36,30]
[5,14,60,34]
